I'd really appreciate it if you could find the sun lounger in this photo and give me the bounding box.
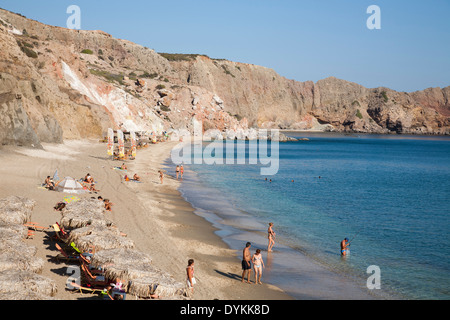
[24,222,49,232]
[54,243,80,263]
[51,223,69,243]
[81,261,108,287]
[69,282,108,296]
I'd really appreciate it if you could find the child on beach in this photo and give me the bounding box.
[252,249,265,284]
[159,170,164,184]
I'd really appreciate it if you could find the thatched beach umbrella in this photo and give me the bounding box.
[0,196,36,225]
[0,238,37,257]
[60,210,114,229]
[0,270,57,297]
[90,248,152,269]
[63,198,105,213]
[0,223,28,240]
[100,262,160,286]
[128,272,186,299]
[60,198,113,229]
[67,225,121,244]
[74,233,135,253]
[0,252,45,273]
[0,291,57,300]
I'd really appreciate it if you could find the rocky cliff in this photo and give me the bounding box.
[0,9,448,148]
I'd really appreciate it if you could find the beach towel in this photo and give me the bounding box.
[63,196,80,204]
[126,179,142,183]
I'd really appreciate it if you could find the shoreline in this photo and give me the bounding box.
[0,139,292,300]
[174,160,385,300]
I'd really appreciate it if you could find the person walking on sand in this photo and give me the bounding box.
[180,165,184,180]
[186,259,196,295]
[252,249,265,284]
[268,223,276,252]
[159,170,164,184]
[176,165,180,180]
[241,242,252,283]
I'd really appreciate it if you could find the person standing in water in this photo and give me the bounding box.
[267,223,276,252]
[252,249,265,284]
[180,165,184,180]
[176,165,180,180]
[341,238,350,256]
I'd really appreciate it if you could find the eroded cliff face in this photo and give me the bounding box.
[0,9,448,148]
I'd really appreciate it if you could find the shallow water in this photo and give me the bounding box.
[172,132,450,300]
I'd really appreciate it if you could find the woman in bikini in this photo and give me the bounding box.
[252,249,265,284]
[268,222,276,252]
[186,259,195,295]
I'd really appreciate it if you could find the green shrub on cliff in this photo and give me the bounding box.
[158,53,209,61]
[89,68,124,85]
[356,109,363,119]
[81,49,93,54]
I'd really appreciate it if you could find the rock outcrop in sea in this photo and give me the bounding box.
[0,9,448,148]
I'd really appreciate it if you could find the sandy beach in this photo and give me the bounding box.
[0,139,292,300]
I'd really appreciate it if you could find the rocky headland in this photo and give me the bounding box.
[1,8,449,148]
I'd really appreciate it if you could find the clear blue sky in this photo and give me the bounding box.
[1,0,449,92]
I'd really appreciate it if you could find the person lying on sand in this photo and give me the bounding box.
[104,199,113,211]
[53,202,66,211]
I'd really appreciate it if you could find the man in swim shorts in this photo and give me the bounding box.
[241,242,252,283]
[341,238,350,256]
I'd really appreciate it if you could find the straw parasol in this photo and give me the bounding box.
[73,233,135,253]
[0,223,29,240]
[0,252,45,273]
[66,225,121,244]
[59,198,113,229]
[60,210,113,229]
[0,270,57,297]
[0,196,36,224]
[100,262,159,286]
[128,271,186,298]
[0,238,37,257]
[63,198,105,212]
[0,291,58,300]
[90,248,152,269]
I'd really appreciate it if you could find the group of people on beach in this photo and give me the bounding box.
[241,222,276,285]
[176,165,184,180]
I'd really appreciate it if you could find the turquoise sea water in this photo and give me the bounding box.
[173,132,450,300]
